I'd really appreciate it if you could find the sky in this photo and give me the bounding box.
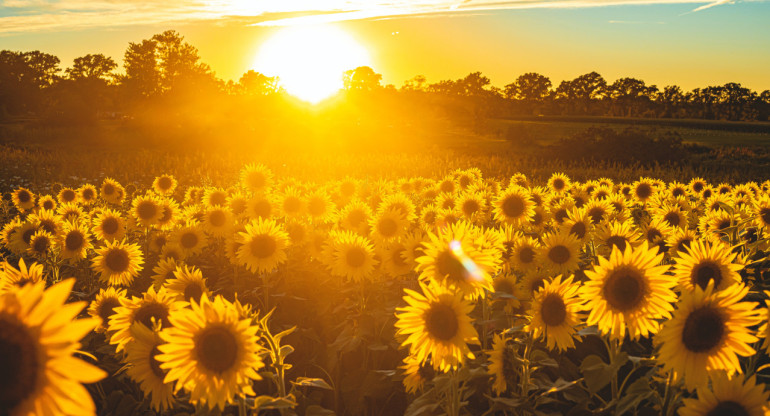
[1,0,769,91]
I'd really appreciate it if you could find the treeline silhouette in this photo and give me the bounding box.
[2,29,769,138]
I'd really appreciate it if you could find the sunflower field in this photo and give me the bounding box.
[2,162,770,416]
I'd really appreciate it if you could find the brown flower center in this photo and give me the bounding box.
[635,183,652,200]
[682,306,724,353]
[377,217,398,237]
[137,201,158,220]
[196,326,238,373]
[548,245,571,265]
[97,297,121,324]
[436,250,466,283]
[180,232,199,249]
[541,293,567,326]
[133,302,170,329]
[424,303,459,341]
[345,247,367,268]
[606,236,627,253]
[603,266,645,312]
[502,195,526,218]
[692,261,722,290]
[705,401,750,416]
[250,235,277,258]
[0,315,39,411]
[102,217,119,235]
[105,248,130,273]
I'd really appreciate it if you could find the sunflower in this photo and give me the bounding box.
[160,243,184,262]
[78,184,98,205]
[394,283,478,372]
[509,234,540,273]
[438,177,457,194]
[419,204,440,231]
[100,177,125,205]
[203,187,228,207]
[109,286,184,352]
[400,355,435,394]
[0,218,21,252]
[59,220,92,261]
[306,190,336,223]
[125,323,175,411]
[24,228,50,258]
[457,191,487,224]
[0,258,45,293]
[580,242,676,341]
[57,187,78,205]
[277,186,304,218]
[679,371,770,416]
[561,206,593,243]
[548,173,571,194]
[11,187,35,211]
[56,202,84,223]
[240,163,273,194]
[380,241,412,277]
[487,334,517,395]
[199,205,232,237]
[401,231,427,270]
[596,220,642,257]
[329,232,378,281]
[673,239,742,292]
[528,275,583,351]
[152,174,177,196]
[550,197,576,225]
[91,208,126,242]
[245,194,275,220]
[236,218,289,273]
[157,295,264,410]
[642,216,673,253]
[583,198,614,226]
[379,192,417,221]
[416,221,500,299]
[27,209,62,237]
[155,198,180,231]
[632,178,657,204]
[37,194,56,212]
[226,191,249,219]
[164,264,211,303]
[132,194,163,228]
[0,279,106,415]
[8,221,35,255]
[753,196,770,231]
[689,177,709,196]
[492,186,534,227]
[655,283,761,391]
[87,286,127,333]
[169,222,207,259]
[91,239,144,286]
[371,208,410,243]
[183,186,203,206]
[339,199,373,234]
[537,231,582,275]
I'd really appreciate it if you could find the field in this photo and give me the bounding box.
[2,118,770,416]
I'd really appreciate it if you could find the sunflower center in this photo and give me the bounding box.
[676,239,692,253]
[98,297,121,324]
[541,293,567,326]
[436,250,466,283]
[180,232,199,249]
[158,177,173,190]
[42,200,54,210]
[183,284,204,303]
[308,198,326,216]
[705,400,750,416]
[531,212,543,226]
[570,222,587,239]
[692,261,722,291]
[137,201,158,220]
[103,183,115,195]
[377,218,398,237]
[65,231,85,251]
[552,178,565,191]
[682,306,724,353]
[548,245,571,265]
[502,195,525,218]
[717,220,731,230]
[502,346,517,387]
[646,229,663,243]
[440,181,455,193]
[159,207,172,223]
[603,267,645,312]
[636,183,652,199]
[22,228,35,245]
[247,172,266,189]
[672,188,685,197]
[693,182,704,193]
[61,189,76,201]
[250,235,277,258]
[518,247,535,264]
[82,188,95,200]
[252,200,272,218]
[134,302,170,329]
[196,326,239,373]
[588,207,604,224]
[346,247,367,268]
[606,236,627,253]
[149,346,166,379]
[17,190,31,203]
[664,212,681,227]
[0,315,39,411]
[462,200,479,216]
[39,219,56,234]
[424,303,459,341]
[209,192,227,206]
[105,249,130,273]
[32,236,50,253]
[392,248,407,267]
[102,217,119,235]
[554,209,569,223]
[347,210,366,228]
[760,208,770,226]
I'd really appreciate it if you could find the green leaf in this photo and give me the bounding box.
[616,377,654,415]
[580,352,627,394]
[252,395,298,410]
[291,377,333,390]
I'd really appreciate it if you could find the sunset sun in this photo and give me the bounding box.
[254,25,371,103]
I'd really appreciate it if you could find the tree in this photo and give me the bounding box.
[124,39,161,98]
[401,75,427,91]
[0,50,60,116]
[657,85,686,118]
[343,66,382,91]
[504,72,552,102]
[237,70,280,95]
[608,77,656,117]
[66,54,116,81]
[456,72,491,96]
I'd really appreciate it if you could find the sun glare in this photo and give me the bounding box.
[254,25,372,104]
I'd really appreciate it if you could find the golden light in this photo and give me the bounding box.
[254,25,372,103]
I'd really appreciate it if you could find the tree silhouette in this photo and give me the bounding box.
[66,54,116,81]
[504,72,552,102]
[343,66,383,91]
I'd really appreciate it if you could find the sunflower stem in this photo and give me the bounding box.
[481,289,490,350]
[608,338,619,406]
[520,332,534,397]
[661,370,675,416]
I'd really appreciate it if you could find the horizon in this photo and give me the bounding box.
[1,2,769,92]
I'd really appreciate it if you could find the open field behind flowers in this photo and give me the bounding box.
[3,153,770,416]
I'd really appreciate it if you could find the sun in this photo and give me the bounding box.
[254,25,372,103]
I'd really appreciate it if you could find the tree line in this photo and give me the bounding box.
[1,30,769,124]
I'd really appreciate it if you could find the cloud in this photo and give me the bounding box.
[0,0,761,34]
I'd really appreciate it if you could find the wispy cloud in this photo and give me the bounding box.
[0,0,761,34]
